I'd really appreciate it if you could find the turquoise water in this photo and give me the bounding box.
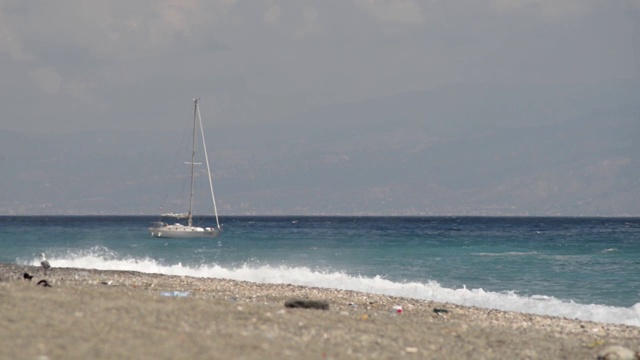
[1,216,639,326]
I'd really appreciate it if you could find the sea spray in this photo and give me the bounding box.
[25,252,640,327]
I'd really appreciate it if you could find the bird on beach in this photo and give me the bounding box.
[23,272,33,280]
[40,253,51,273]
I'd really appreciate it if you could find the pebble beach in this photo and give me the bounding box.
[1,263,639,360]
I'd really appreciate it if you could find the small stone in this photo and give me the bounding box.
[597,345,638,360]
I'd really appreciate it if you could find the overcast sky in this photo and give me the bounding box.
[0,1,639,216]
[1,0,638,134]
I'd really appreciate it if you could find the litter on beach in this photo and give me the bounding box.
[160,291,190,297]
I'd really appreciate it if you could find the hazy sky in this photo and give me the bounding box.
[0,1,639,216]
[1,0,638,134]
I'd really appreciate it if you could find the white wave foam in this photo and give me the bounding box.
[472,251,539,257]
[25,253,640,327]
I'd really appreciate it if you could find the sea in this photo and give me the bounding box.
[2,216,639,327]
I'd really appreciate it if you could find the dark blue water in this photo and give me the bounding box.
[1,216,639,326]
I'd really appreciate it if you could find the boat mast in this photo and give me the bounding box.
[187,98,198,227]
[196,100,221,230]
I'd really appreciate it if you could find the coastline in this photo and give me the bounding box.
[1,263,638,359]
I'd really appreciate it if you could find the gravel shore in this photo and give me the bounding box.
[1,263,638,359]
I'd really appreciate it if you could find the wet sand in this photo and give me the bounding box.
[1,263,638,359]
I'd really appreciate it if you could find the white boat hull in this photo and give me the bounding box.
[148,223,221,238]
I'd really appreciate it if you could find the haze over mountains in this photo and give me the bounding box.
[1,80,638,216]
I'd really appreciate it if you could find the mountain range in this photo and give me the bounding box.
[1,81,638,216]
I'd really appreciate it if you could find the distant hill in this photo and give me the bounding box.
[1,81,638,216]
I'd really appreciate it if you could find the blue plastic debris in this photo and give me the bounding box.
[160,291,190,297]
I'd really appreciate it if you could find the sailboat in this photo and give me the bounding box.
[148,98,222,238]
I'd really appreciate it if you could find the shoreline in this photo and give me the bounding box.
[1,263,639,359]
